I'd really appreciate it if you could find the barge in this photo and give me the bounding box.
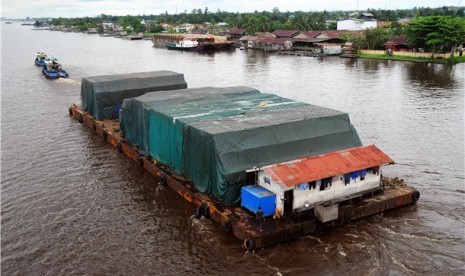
[70,72,420,251]
[69,105,419,250]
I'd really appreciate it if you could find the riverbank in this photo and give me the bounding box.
[359,52,465,64]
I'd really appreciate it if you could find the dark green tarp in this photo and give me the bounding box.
[121,87,362,205]
[120,86,261,155]
[147,92,305,175]
[182,105,362,204]
[81,71,187,120]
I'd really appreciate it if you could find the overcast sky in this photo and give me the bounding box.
[2,0,463,19]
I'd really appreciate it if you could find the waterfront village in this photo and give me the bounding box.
[24,8,465,62]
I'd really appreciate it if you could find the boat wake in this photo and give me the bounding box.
[55,78,80,85]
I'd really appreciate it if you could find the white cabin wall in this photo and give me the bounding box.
[292,172,381,211]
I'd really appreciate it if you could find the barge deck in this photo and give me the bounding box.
[69,104,420,251]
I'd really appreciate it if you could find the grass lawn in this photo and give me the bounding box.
[359,53,465,64]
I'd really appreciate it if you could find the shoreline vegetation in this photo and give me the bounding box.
[358,51,465,63]
[28,6,465,64]
[359,53,465,63]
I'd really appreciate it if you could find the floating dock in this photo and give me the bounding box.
[69,104,420,251]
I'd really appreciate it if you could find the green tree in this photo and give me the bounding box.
[244,15,260,35]
[132,19,144,33]
[405,16,465,58]
[147,22,164,33]
[97,24,104,34]
[341,32,363,52]
[361,27,393,50]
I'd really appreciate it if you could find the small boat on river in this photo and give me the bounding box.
[166,38,199,51]
[42,57,69,79]
[34,52,47,66]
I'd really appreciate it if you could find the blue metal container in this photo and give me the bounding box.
[241,185,276,217]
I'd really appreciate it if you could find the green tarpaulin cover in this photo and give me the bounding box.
[121,87,362,204]
[147,92,306,175]
[81,71,187,120]
[120,86,261,155]
[183,105,362,204]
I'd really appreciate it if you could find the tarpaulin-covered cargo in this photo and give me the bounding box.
[121,87,362,205]
[120,86,261,155]
[81,71,187,120]
[183,105,362,204]
[147,92,305,175]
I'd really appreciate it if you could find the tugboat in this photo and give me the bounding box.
[42,57,69,79]
[34,52,47,66]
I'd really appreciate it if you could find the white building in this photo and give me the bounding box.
[337,19,377,30]
[175,23,194,33]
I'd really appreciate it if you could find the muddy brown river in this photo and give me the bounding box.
[2,24,464,275]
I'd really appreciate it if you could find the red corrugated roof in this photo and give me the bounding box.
[292,38,327,43]
[301,31,322,38]
[387,35,407,45]
[256,38,290,44]
[229,28,246,35]
[240,35,258,41]
[272,30,300,37]
[317,30,348,39]
[264,145,394,187]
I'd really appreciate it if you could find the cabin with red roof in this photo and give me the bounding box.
[255,145,394,219]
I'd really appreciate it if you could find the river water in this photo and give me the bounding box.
[1,24,464,275]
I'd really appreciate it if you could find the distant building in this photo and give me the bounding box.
[229,28,245,36]
[337,12,377,31]
[385,35,410,51]
[240,35,259,48]
[227,28,246,43]
[160,23,172,30]
[102,22,113,31]
[216,22,229,27]
[176,23,194,33]
[337,19,377,30]
[256,38,293,51]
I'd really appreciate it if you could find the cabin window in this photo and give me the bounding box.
[298,183,309,190]
[324,177,332,188]
[264,176,271,185]
[309,181,316,190]
[319,178,332,191]
[317,179,323,191]
[344,174,351,185]
[360,169,367,180]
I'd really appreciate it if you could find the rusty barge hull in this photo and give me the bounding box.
[69,104,419,251]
